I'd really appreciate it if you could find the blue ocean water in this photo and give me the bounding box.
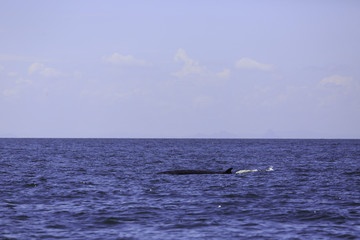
[0,138,359,239]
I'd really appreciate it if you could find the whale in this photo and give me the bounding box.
[158,168,233,175]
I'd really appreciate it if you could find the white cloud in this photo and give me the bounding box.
[40,68,62,77]
[28,62,43,74]
[102,53,148,66]
[217,69,230,78]
[28,62,62,77]
[2,77,32,97]
[235,58,273,71]
[15,78,32,85]
[7,72,18,77]
[2,89,18,97]
[172,48,207,77]
[80,89,101,98]
[319,74,352,87]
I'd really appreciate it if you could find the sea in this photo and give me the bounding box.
[0,138,359,239]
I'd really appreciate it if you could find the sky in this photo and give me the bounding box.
[1,0,360,138]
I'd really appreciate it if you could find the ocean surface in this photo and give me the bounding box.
[0,138,359,239]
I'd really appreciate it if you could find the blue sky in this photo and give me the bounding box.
[1,1,360,138]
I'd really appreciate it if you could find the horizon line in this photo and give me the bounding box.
[0,137,359,140]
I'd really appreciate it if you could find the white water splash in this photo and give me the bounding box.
[236,166,274,174]
[266,166,274,171]
[235,169,259,174]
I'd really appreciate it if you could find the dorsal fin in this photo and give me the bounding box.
[224,168,233,174]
